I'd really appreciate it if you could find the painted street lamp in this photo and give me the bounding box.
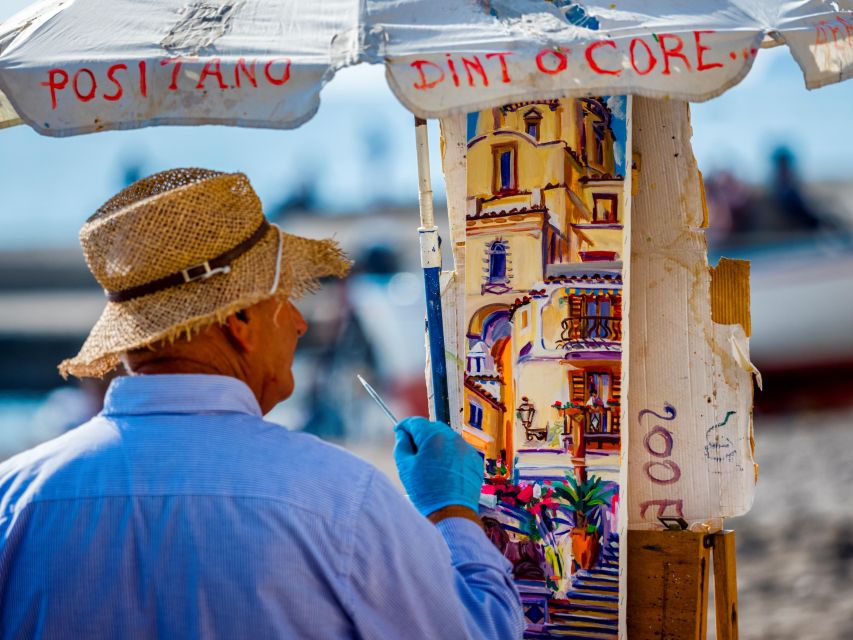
[517,396,539,441]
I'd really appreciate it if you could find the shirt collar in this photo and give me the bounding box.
[102,374,263,417]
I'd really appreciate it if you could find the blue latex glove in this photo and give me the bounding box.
[393,416,484,517]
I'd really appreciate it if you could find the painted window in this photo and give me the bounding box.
[469,400,484,429]
[585,371,610,432]
[466,342,488,373]
[585,297,611,338]
[571,295,615,317]
[592,121,606,165]
[593,193,618,223]
[578,98,611,170]
[586,371,611,404]
[492,144,517,194]
[520,309,529,329]
[487,240,508,284]
[524,109,542,140]
[570,369,614,431]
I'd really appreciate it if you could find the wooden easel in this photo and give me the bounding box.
[627,529,739,639]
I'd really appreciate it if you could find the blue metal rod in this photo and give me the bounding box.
[423,264,450,425]
[414,116,450,426]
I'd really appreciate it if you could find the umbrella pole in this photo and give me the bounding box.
[414,116,451,425]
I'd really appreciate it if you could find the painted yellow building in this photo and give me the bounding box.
[463,97,625,479]
[461,377,503,460]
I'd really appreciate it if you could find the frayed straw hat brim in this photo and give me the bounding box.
[60,227,349,379]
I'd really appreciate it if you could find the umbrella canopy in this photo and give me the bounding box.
[0,0,851,136]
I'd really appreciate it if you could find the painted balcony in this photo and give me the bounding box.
[583,407,621,438]
[557,315,622,347]
[560,407,622,452]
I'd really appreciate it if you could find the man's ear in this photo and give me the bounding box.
[224,311,254,353]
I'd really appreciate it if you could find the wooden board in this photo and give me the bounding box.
[627,529,711,639]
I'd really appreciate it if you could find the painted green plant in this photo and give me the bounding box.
[551,474,616,532]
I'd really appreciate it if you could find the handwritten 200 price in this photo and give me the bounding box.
[638,403,684,522]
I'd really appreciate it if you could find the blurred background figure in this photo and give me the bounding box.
[705,145,843,247]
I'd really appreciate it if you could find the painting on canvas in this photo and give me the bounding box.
[461,96,630,638]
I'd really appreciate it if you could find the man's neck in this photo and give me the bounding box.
[130,357,227,377]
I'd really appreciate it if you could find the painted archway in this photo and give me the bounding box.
[466,303,515,466]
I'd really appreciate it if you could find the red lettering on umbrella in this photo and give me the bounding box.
[536,49,567,75]
[585,40,620,75]
[197,59,229,90]
[445,54,460,87]
[234,58,257,88]
[103,64,127,101]
[72,68,97,102]
[658,33,692,75]
[485,52,513,83]
[160,58,185,91]
[630,38,657,75]
[839,15,853,42]
[694,30,723,71]
[41,69,69,109]
[138,61,148,98]
[411,60,445,90]
[461,55,488,87]
[264,58,291,86]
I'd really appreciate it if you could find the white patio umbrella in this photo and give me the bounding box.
[1,0,852,134]
[1,0,852,423]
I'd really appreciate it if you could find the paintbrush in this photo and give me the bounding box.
[356,374,399,426]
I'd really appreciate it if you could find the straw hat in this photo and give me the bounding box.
[59,168,351,379]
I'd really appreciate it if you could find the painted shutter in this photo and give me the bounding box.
[609,368,622,432]
[612,294,623,341]
[568,295,583,340]
[570,370,586,403]
[610,371,622,403]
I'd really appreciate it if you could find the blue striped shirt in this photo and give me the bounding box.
[0,374,523,639]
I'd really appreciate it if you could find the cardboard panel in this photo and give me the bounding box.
[627,98,756,529]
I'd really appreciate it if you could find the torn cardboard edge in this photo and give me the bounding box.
[710,257,751,337]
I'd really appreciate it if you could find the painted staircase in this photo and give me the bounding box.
[523,533,620,639]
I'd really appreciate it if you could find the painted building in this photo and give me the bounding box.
[464,98,624,482]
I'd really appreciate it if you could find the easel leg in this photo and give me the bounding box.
[712,531,739,640]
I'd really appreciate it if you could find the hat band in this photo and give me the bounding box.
[105,219,271,303]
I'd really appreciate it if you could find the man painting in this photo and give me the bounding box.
[0,169,524,639]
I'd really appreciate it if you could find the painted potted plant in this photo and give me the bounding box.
[552,400,584,416]
[552,474,616,571]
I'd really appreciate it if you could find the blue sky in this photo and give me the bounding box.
[2,1,853,249]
